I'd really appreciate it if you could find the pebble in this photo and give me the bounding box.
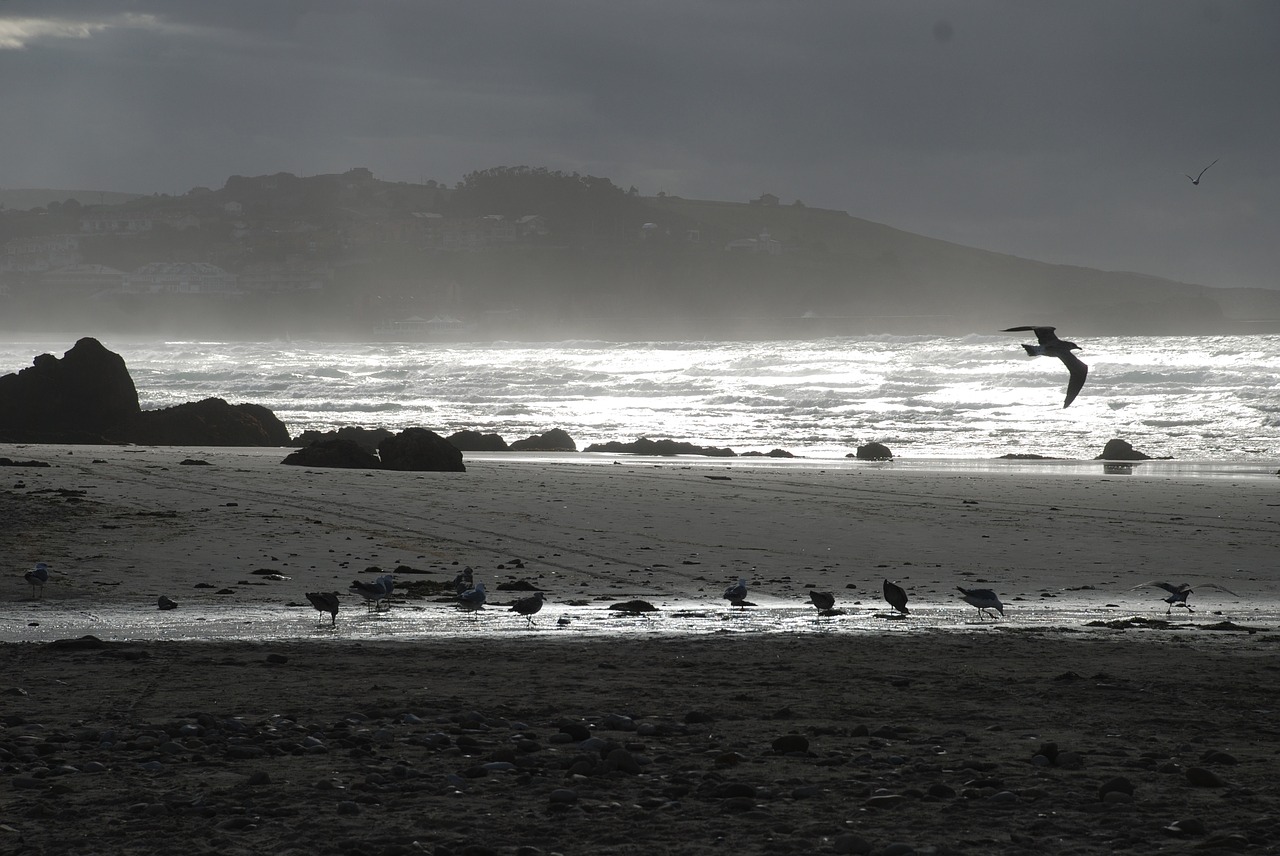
[1186,767,1227,788]
[832,833,872,854]
[549,788,578,804]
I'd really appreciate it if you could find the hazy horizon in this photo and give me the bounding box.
[1,2,1277,292]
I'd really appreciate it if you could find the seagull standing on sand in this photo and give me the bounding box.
[458,581,487,613]
[808,590,835,613]
[350,573,394,611]
[306,591,341,625]
[24,562,49,598]
[724,577,749,610]
[956,586,1005,620]
[1184,158,1218,186]
[510,590,545,626]
[1130,581,1238,615]
[883,579,910,615]
[1002,326,1089,408]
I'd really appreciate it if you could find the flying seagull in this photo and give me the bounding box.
[883,579,910,615]
[1129,581,1239,615]
[956,585,1004,620]
[1184,158,1218,186]
[24,562,49,598]
[1002,326,1088,407]
[306,591,341,625]
[724,577,749,610]
[510,590,545,626]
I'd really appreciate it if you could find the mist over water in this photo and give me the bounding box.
[3,335,1278,460]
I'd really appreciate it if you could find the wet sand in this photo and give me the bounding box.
[4,446,1280,853]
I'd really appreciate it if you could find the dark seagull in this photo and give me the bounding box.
[1129,581,1239,615]
[1184,158,1218,186]
[724,577,749,611]
[305,591,341,625]
[956,586,1005,620]
[882,579,910,615]
[1002,326,1088,407]
[510,590,545,626]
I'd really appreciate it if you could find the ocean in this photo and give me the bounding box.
[3,333,1279,462]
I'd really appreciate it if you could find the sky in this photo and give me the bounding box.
[1,1,1277,290]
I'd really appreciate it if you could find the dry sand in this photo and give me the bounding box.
[4,445,1280,854]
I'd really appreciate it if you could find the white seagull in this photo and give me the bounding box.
[1130,580,1239,615]
[956,585,1005,620]
[724,577,749,610]
[458,581,487,612]
[24,562,49,598]
[1002,326,1088,408]
[350,574,394,611]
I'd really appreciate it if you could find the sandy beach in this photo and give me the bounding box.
[4,446,1280,854]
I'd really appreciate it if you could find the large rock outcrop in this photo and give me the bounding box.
[0,337,139,442]
[378,427,466,472]
[0,338,289,446]
[282,439,382,469]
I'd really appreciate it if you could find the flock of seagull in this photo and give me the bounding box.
[18,558,1240,628]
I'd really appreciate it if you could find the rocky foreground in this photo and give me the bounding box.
[4,632,1279,856]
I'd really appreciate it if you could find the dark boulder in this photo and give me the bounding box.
[126,398,292,446]
[1096,439,1153,461]
[291,426,394,452]
[583,438,736,457]
[509,428,577,452]
[448,429,510,451]
[0,337,139,442]
[282,439,382,469]
[852,442,894,460]
[378,427,466,472]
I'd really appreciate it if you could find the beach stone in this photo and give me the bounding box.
[854,441,893,460]
[1162,818,1207,837]
[282,439,381,469]
[1098,776,1135,801]
[447,429,509,451]
[266,653,288,664]
[1096,438,1152,460]
[771,734,809,754]
[549,788,578,804]
[1201,749,1238,765]
[1186,767,1227,787]
[157,596,178,610]
[832,833,873,854]
[336,800,360,815]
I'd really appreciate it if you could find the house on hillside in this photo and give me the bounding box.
[40,264,126,296]
[124,262,237,295]
[725,229,782,255]
[80,212,154,233]
[0,234,81,272]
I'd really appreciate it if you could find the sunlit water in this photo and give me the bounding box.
[7,594,1276,645]
[3,334,1279,460]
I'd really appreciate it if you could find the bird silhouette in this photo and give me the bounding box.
[724,577,749,610]
[882,579,910,615]
[956,585,1004,619]
[458,581,487,612]
[510,590,545,626]
[306,591,341,625]
[349,574,394,610]
[1184,158,1218,186]
[1129,580,1238,615]
[808,590,836,618]
[1002,326,1088,407]
[24,562,49,598]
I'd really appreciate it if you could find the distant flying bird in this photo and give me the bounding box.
[1002,326,1089,408]
[883,579,910,615]
[510,590,545,626]
[808,590,836,615]
[24,562,49,598]
[1184,158,1218,186]
[956,585,1004,620]
[1130,580,1238,615]
[724,577,749,610]
[306,591,341,625]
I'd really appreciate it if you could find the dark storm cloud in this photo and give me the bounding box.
[1,0,1276,288]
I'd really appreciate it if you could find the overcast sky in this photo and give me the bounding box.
[1,1,1276,289]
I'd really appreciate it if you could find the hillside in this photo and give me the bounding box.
[0,189,141,211]
[2,170,1278,339]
